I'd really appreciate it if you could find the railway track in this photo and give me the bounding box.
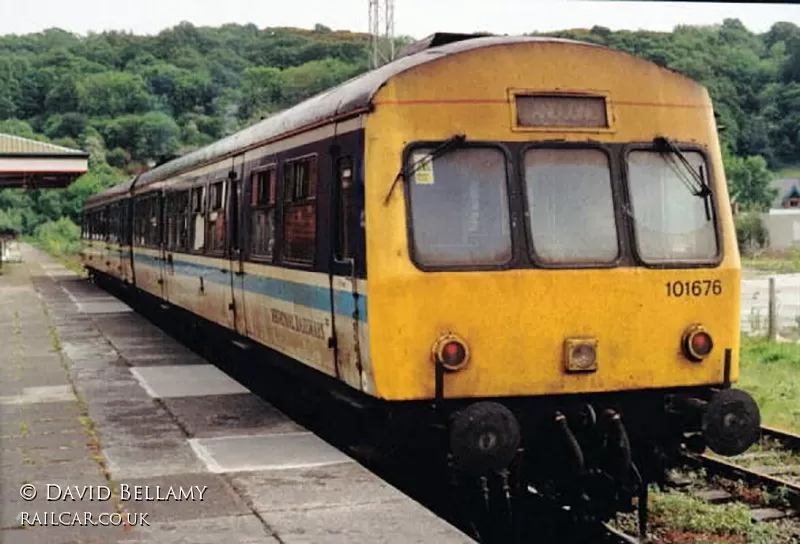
[602,426,800,544]
[664,424,800,543]
[695,425,800,513]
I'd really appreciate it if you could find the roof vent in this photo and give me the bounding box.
[396,32,494,59]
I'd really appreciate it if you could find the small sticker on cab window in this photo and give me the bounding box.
[413,154,435,185]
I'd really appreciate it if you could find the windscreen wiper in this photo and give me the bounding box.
[653,137,712,199]
[383,134,466,206]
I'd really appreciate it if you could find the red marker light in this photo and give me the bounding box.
[682,326,714,362]
[433,335,470,371]
[442,342,466,367]
[691,332,713,356]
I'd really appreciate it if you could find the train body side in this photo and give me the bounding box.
[83,119,373,394]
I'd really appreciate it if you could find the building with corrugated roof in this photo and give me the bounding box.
[0,133,89,189]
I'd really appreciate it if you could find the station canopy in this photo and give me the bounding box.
[0,133,89,189]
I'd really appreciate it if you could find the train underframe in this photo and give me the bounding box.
[396,383,762,542]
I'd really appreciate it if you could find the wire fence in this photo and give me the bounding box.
[741,275,800,339]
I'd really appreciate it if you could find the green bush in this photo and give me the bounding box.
[33,218,81,256]
[735,212,769,255]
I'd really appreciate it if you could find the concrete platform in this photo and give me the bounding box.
[0,244,474,543]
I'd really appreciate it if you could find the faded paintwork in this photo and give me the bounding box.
[83,37,739,405]
[157,251,371,392]
[364,40,739,400]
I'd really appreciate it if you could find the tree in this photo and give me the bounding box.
[44,112,89,140]
[238,66,283,120]
[78,72,151,117]
[101,112,180,162]
[0,57,25,119]
[723,152,776,211]
[44,74,82,114]
[279,58,357,107]
[0,119,47,141]
[765,22,799,49]
[783,34,800,83]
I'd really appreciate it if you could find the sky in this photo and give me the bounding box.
[0,0,797,38]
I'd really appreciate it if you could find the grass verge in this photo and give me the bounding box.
[738,336,800,434]
[741,248,800,274]
[776,165,800,179]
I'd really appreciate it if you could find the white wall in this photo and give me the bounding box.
[763,209,800,250]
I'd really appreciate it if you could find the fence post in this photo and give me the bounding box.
[768,277,777,341]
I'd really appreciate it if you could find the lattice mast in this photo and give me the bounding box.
[369,0,396,69]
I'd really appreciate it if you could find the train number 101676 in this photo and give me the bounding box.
[665,280,722,297]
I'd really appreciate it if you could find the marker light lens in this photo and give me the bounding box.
[442,341,466,368]
[433,334,470,371]
[683,325,714,362]
[691,332,713,356]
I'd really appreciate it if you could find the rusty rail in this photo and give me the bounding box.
[694,453,800,511]
[760,425,800,451]
[601,522,642,544]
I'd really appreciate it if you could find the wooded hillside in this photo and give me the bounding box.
[0,19,797,246]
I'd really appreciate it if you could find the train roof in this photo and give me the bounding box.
[105,36,594,198]
[84,176,136,209]
[86,34,701,207]
[136,36,599,188]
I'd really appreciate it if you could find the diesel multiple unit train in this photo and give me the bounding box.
[82,34,761,538]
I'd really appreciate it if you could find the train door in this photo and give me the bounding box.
[329,154,366,390]
[116,202,127,282]
[228,156,246,334]
[155,192,169,301]
[125,199,135,285]
[238,162,277,342]
[103,204,115,276]
[97,207,108,273]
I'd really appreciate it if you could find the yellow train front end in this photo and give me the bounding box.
[363,38,760,528]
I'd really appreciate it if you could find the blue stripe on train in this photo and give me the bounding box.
[132,251,368,323]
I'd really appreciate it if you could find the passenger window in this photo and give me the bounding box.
[136,196,161,248]
[124,203,132,246]
[191,186,206,251]
[282,156,317,264]
[99,208,108,242]
[166,192,190,251]
[335,157,354,261]
[524,148,618,264]
[134,197,154,246]
[408,147,512,267]
[110,204,119,245]
[206,181,226,253]
[153,197,161,247]
[251,166,276,259]
[107,206,114,244]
